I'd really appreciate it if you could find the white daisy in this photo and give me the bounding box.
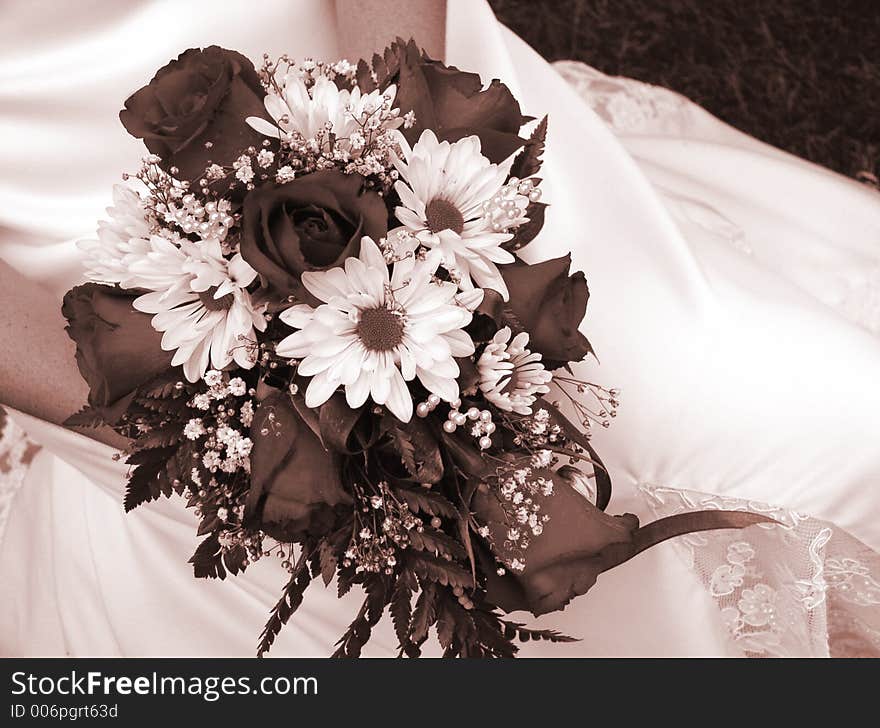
[477,327,552,415]
[78,184,159,286]
[130,237,266,382]
[246,73,401,154]
[275,237,479,422]
[392,130,530,300]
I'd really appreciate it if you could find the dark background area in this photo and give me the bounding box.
[489,0,879,184]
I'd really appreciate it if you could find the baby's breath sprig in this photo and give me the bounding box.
[473,461,555,575]
[180,370,264,565]
[344,481,422,575]
[549,376,620,433]
[126,154,240,247]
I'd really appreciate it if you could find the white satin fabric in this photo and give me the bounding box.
[1,0,879,657]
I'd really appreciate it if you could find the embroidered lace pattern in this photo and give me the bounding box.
[553,60,689,134]
[639,482,880,657]
[0,408,41,547]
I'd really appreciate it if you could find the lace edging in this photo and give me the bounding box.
[639,482,880,657]
[0,409,40,547]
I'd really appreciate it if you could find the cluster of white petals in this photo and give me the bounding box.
[247,72,401,155]
[392,130,527,300]
[477,326,552,415]
[130,238,266,383]
[78,184,160,286]
[276,237,479,422]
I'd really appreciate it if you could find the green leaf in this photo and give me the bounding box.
[63,405,105,429]
[500,620,580,644]
[131,424,184,452]
[337,567,356,599]
[392,485,458,518]
[408,583,438,645]
[134,396,188,417]
[140,371,188,399]
[407,552,472,589]
[505,201,547,251]
[390,578,413,648]
[436,598,457,651]
[222,544,249,577]
[408,528,468,561]
[355,36,410,93]
[189,534,227,580]
[318,539,339,587]
[257,562,314,657]
[123,449,175,511]
[318,395,363,453]
[509,115,548,179]
[436,592,480,656]
[387,417,444,483]
[471,610,518,657]
[332,576,389,658]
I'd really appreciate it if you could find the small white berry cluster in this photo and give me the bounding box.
[438,398,496,451]
[482,176,541,233]
[129,155,237,243]
[161,193,235,242]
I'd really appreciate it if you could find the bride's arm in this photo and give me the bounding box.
[334,0,446,62]
[0,258,128,449]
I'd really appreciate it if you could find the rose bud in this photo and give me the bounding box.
[473,468,639,616]
[240,171,387,303]
[392,40,528,163]
[62,283,174,425]
[500,255,592,368]
[119,46,267,182]
[244,388,352,542]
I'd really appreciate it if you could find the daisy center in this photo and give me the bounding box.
[425,198,465,235]
[356,306,406,352]
[198,287,235,311]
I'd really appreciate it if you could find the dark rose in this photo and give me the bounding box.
[119,46,267,181]
[62,283,174,425]
[500,255,592,368]
[474,468,639,616]
[240,171,388,303]
[244,388,352,541]
[391,40,528,163]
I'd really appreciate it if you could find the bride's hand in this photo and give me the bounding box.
[0,257,128,449]
[334,0,446,62]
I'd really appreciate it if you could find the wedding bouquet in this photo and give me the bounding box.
[62,39,768,657]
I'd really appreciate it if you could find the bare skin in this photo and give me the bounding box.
[0,258,127,448]
[0,2,446,448]
[334,0,446,62]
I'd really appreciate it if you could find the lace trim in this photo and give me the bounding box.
[553,60,689,135]
[639,482,880,657]
[0,408,41,547]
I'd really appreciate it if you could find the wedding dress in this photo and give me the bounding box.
[2,0,879,657]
